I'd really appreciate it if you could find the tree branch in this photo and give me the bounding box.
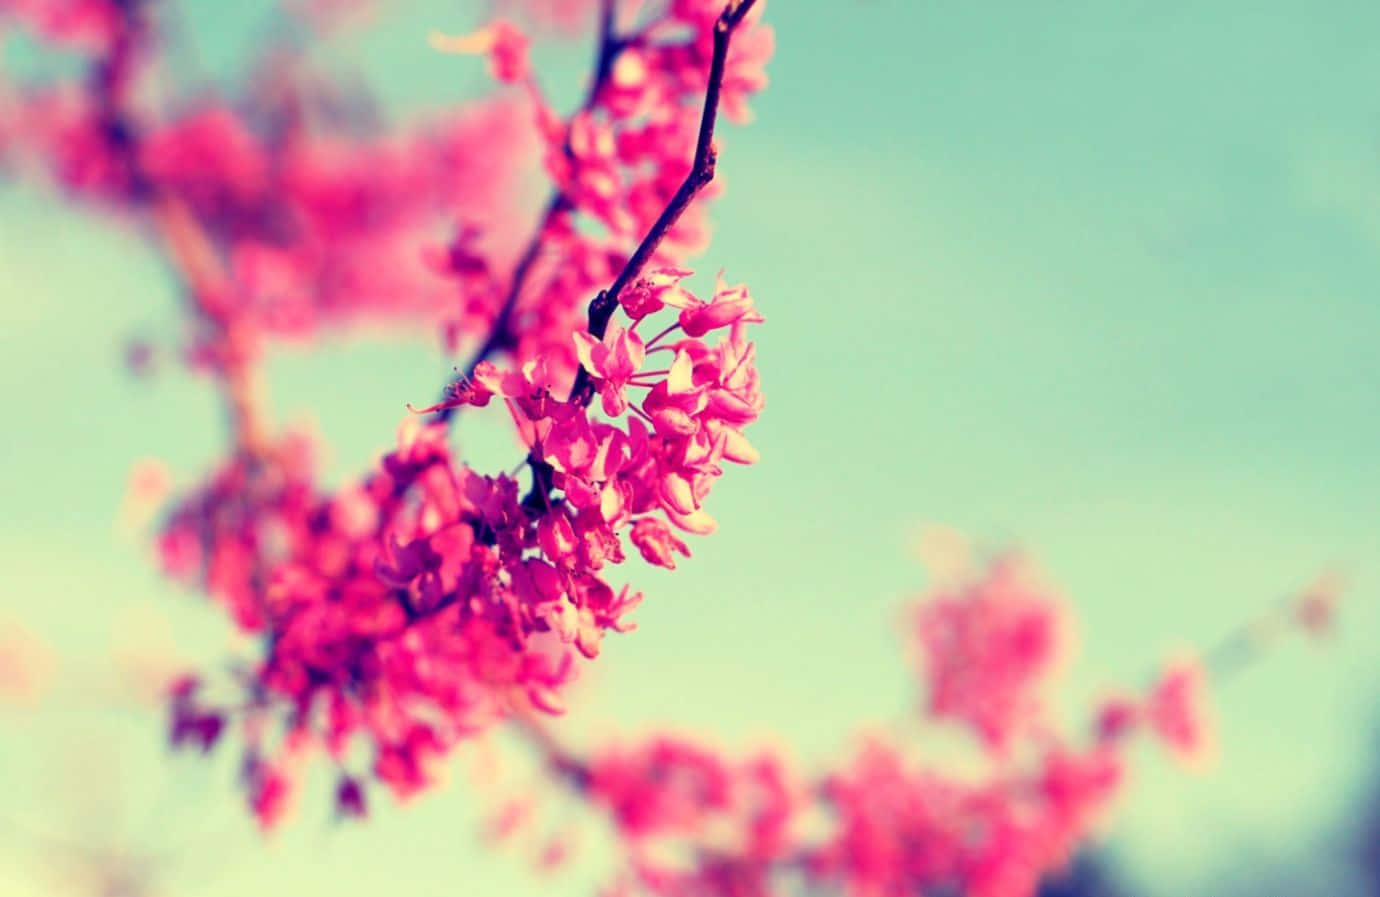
[150,195,269,458]
[604,0,757,313]
[568,0,758,406]
[433,0,620,424]
[1202,576,1343,680]
[85,3,270,458]
[507,706,592,791]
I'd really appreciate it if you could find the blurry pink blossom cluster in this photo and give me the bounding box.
[485,557,1218,897]
[3,1,530,343]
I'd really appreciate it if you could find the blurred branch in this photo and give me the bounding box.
[150,196,268,457]
[1203,573,1346,681]
[507,704,592,791]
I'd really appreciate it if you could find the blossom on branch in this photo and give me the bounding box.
[912,556,1070,751]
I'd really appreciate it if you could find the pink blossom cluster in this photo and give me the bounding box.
[2,0,533,345]
[911,557,1218,767]
[587,737,797,897]
[429,267,764,532]
[161,256,762,822]
[1,0,775,826]
[621,559,1361,897]
[495,735,1121,897]
[0,0,126,54]
[428,0,773,375]
[912,556,1070,750]
[524,557,1208,894]
[810,738,1122,897]
[489,557,1226,897]
[1095,658,1214,765]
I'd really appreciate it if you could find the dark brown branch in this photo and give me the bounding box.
[429,0,759,535]
[568,0,758,406]
[605,0,757,312]
[433,0,619,424]
[444,192,571,390]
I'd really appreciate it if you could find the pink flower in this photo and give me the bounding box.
[573,324,646,417]
[913,556,1069,751]
[140,106,269,214]
[4,0,125,53]
[1144,658,1213,767]
[674,275,763,338]
[1039,745,1123,837]
[249,764,293,830]
[488,21,531,83]
[629,517,691,569]
[641,348,706,437]
[589,737,733,836]
[619,266,693,320]
[1294,574,1344,637]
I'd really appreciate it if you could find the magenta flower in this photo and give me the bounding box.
[675,275,764,338]
[629,517,691,569]
[1145,658,1213,767]
[619,267,694,320]
[913,556,1069,751]
[573,324,646,417]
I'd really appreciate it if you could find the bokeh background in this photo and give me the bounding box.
[2,1,1378,894]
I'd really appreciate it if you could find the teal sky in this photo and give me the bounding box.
[2,1,1378,895]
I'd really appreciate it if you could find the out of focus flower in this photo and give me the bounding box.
[1294,573,1345,637]
[0,618,52,705]
[912,556,1071,751]
[1144,657,1214,768]
[430,20,531,84]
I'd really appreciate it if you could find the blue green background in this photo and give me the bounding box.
[2,1,1378,894]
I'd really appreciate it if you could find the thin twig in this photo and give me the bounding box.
[424,0,761,603]
[498,0,763,781]
[507,706,592,791]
